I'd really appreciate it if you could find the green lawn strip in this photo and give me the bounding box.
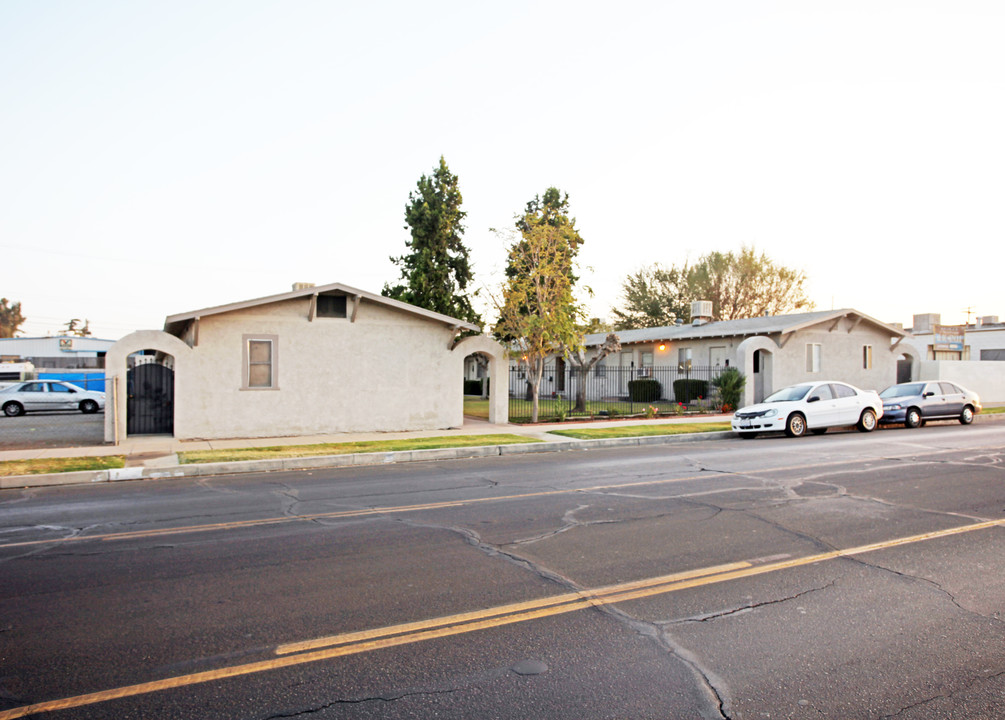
[0,455,126,477]
[178,434,542,465]
[983,406,1005,415]
[548,423,732,440]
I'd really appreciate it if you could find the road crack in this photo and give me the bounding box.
[262,687,462,718]
[664,581,836,625]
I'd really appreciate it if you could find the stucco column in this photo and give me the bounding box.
[454,335,508,425]
[104,330,192,444]
[735,336,778,408]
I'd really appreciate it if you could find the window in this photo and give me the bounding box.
[812,384,834,401]
[317,294,347,318]
[243,335,279,390]
[640,351,654,376]
[595,361,606,378]
[863,345,873,369]
[49,383,73,393]
[832,383,856,399]
[678,348,692,370]
[806,343,821,373]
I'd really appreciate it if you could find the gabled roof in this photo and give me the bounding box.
[164,282,481,336]
[584,309,908,347]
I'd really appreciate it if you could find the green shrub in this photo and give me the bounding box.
[711,368,746,412]
[672,379,708,404]
[628,378,661,402]
[463,379,484,395]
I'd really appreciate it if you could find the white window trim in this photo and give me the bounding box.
[806,343,822,373]
[242,334,279,390]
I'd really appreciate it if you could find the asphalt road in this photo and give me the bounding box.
[3,423,1005,719]
[0,411,104,450]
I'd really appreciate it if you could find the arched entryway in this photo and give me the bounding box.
[736,336,778,406]
[454,335,508,425]
[105,331,192,444]
[127,355,175,435]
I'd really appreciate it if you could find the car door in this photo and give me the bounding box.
[919,382,946,418]
[17,382,51,411]
[830,383,862,425]
[804,383,836,427]
[47,382,78,410]
[939,382,965,416]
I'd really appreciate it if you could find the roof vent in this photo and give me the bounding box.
[293,282,316,291]
[674,318,684,326]
[691,300,713,326]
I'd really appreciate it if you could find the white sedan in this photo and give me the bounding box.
[0,381,106,416]
[731,381,883,438]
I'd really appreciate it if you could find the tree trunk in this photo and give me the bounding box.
[527,358,544,424]
[574,366,589,413]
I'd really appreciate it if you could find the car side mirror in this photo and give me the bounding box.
[807,396,820,403]
[923,391,934,397]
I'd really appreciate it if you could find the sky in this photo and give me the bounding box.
[3,1,1003,340]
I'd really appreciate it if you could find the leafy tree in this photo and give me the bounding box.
[611,246,812,325]
[564,332,621,413]
[63,318,92,337]
[494,210,586,423]
[383,156,481,325]
[687,245,812,321]
[508,187,584,283]
[611,263,690,330]
[0,298,26,338]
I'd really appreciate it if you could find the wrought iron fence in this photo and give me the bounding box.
[508,363,729,422]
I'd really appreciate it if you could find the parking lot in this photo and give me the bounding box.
[0,411,105,450]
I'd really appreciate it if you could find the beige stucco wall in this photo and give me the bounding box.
[919,360,1005,402]
[107,298,506,442]
[756,320,902,394]
[581,317,907,408]
[169,298,471,440]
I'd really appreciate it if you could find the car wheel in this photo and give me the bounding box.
[811,428,828,435]
[3,401,24,417]
[960,406,975,425]
[785,413,807,438]
[905,408,922,429]
[857,408,877,432]
[80,400,99,414]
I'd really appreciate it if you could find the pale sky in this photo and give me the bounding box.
[3,1,1003,340]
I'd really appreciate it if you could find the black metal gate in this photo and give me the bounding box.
[127,363,174,435]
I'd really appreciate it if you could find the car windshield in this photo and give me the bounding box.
[764,385,811,402]
[880,383,925,399]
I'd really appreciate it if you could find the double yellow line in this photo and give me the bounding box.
[5,518,1005,719]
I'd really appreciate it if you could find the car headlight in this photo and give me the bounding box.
[763,409,778,418]
[885,404,902,411]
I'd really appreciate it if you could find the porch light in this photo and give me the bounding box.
[658,344,666,351]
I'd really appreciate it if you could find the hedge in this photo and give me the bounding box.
[672,378,709,403]
[627,378,661,402]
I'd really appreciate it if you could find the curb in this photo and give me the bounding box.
[0,431,735,490]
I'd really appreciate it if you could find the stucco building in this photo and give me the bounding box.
[556,306,914,407]
[104,283,507,443]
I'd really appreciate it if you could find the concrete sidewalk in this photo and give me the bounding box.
[0,414,735,490]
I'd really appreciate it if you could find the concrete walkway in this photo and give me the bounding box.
[0,414,734,489]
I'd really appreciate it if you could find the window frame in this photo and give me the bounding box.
[863,344,873,370]
[806,343,822,373]
[242,334,279,391]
